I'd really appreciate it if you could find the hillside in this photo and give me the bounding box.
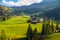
[0,16,42,39]
[43,7,60,20]
[0,0,60,40]
[11,0,60,20]
[12,0,60,14]
[0,16,60,40]
[0,5,13,21]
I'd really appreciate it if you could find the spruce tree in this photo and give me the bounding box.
[41,22,45,35]
[56,20,59,30]
[45,19,54,34]
[1,30,6,40]
[51,21,54,32]
[41,17,47,35]
[26,24,33,40]
[45,21,50,35]
[41,19,52,35]
[49,18,54,33]
[41,20,51,40]
[33,28,38,40]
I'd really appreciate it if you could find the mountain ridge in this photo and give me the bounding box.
[12,0,60,14]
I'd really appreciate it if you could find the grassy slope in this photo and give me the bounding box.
[0,15,60,40]
[50,33,60,40]
[0,16,42,39]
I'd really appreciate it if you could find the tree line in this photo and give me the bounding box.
[26,18,60,40]
[0,5,13,21]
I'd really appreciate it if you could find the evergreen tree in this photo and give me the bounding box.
[26,24,33,40]
[41,17,49,35]
[51,21,54,32]
[41,18,52,35]
[45,21,50,35]
[33,28,38,40]
[1,30,6,40]
[49,18,54,33]
[41,22,45,35]
[56,20,59,30]
[46,20,53,34]
[41,20,51,40]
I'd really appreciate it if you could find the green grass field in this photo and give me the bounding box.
[0,15,42,39]
[50,33,60,40]
[0,15,60,40]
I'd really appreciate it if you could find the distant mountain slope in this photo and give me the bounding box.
[12,0,60,14]
[43,7,60,20]
[11,0,60,20]
[0,5,13,21]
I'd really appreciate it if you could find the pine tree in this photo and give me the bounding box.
[1,30,6,40]
[51,21,54,32]
[41,17,49,35]
[26,24,33,40]
[46,19,54,34]
[41,17,47,35]
[56,20,59,30]
[45,21,50,35]
[41,20,51,40]
[49,18,54,33]
[45,18,55,34]
[41,23,45,35]
[41,19,52,35]
[33,28,38,40]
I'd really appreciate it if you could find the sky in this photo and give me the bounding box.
[0,0,43,6]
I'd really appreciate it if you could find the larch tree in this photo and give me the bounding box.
[26,24,33,40]
[33,28,38,40]
[1,30,6,40]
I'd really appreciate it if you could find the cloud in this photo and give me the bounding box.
[2,0,43,6]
